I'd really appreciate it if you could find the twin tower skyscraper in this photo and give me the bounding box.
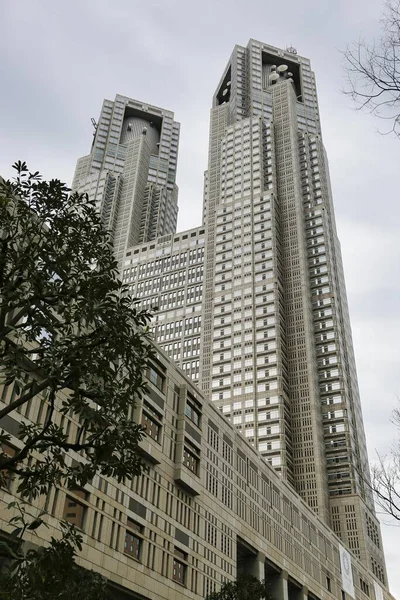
[72,40,387,581]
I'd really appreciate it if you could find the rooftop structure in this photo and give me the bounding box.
[72,94,180,266]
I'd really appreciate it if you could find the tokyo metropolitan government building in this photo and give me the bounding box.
[1,39,393,600]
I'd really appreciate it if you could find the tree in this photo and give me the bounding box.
[205,574,274,600]
[0,161,153,493]
[0,508,108,600]
[343,0,400,136]
[371,403,400,523]
[0,162,154,595]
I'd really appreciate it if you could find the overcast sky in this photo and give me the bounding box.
[1,0,399,595]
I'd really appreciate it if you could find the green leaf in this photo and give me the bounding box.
[10,527,23,538]
[27,517,44,531]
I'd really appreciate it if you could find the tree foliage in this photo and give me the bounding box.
[0,162,154,596]
[343,0,400,136]
[205,574,274,600]
[0,504,108,600]
[0,162,153,497]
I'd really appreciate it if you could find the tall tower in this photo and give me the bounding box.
[198,39,385,575]
[72,94,180,265]
[115,40,386,580]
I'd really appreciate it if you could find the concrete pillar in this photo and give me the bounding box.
[251,551,266,581]
[280,570,289,600]
[269,569,289,600]
[288,580,308,600]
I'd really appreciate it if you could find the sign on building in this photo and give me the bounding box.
[374,581,384,600]
[339,544,355,599]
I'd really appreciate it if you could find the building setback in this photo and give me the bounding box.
[122,227,205,384]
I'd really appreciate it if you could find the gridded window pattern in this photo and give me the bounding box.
[147,364,165,393]
[63,490,87,529]
[360,578,370,597]
[182,439,200,475]
[141,402,162,443]
[0,443,15,489]
[365,512,381,549]
[51,45,384,596]
[124,518,143,560]
[173,547,187,585]
[371,556,385,584]
[185,395,202,427]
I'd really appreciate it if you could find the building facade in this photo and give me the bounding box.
[122,227,205,384]
[0,348,392,600]
[72,94,180,265]
[116,40,388,581]
[198,40,383,573]
[0,39,390,597]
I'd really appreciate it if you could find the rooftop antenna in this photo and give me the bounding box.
[286,45,298,55]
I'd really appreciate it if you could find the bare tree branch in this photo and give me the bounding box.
[343,0,400,137]
[369,401,400,523]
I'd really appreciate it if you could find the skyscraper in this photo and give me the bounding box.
[197,38,385,576]
[79,40,386,580]
[72,94,180,265]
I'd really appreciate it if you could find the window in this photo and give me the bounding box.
[173,547,187,585]
[326,576,331,592]
[124,518,143,561]
[185,395,201,427]
[1,443,16,489]
[141,402,162,443]
[183,439,200,475]
[63,491,87,529]
[360,579,369,596]
[147,364,165,392]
